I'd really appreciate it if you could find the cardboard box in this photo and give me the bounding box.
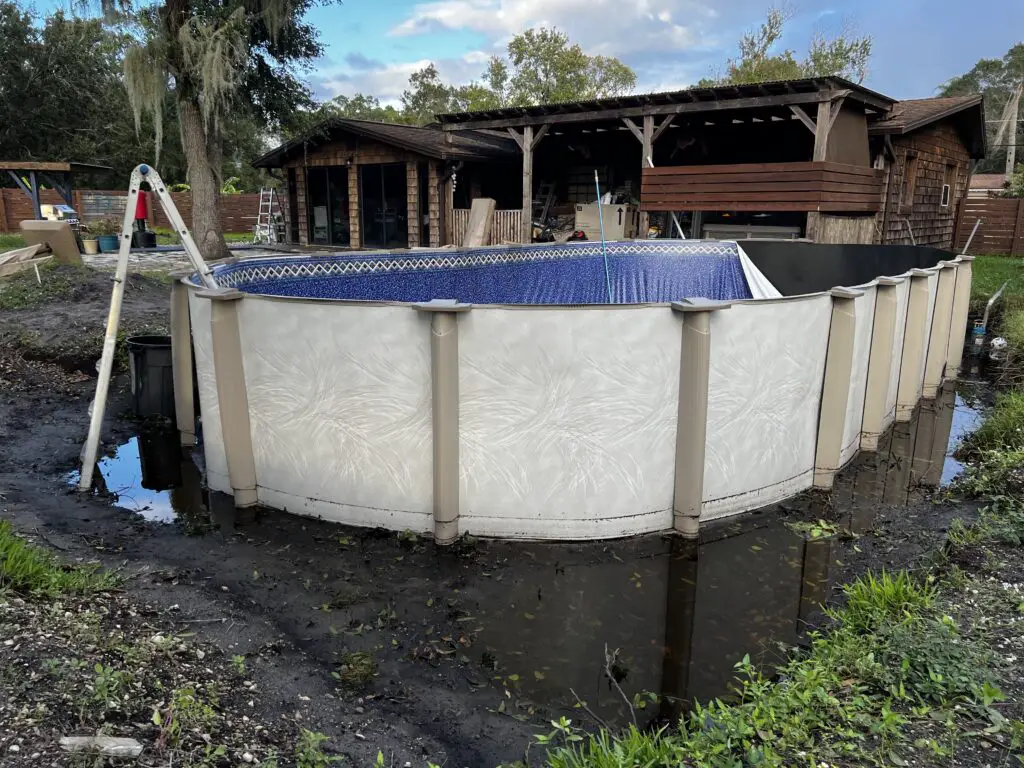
[574,203,639,241]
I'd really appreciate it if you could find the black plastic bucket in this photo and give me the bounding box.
[127,335,176,419]
[132,230,158,249]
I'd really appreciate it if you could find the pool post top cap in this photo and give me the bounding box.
[670,298,733,313]
[829,286,865,299]
[412,299,473,313]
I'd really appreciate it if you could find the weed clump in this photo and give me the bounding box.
[0,520,118,597]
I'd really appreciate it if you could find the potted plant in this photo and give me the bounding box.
[88,219,122,252]
[80,231,100,255]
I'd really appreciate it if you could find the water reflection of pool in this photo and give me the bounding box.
[457,382,973,725]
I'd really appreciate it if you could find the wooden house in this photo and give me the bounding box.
[252,118,518,249]
[256,79,985,250]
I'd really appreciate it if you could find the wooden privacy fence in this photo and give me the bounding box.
[450,208,524,246]
[0,188,262,234]
[953,196,1024,255]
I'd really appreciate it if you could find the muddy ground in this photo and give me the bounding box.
[0,263,997,766]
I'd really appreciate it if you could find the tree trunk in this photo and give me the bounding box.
[177,94,229,261]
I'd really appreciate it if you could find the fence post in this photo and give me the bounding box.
[0,189,7,233]
[1014,200,1024,256]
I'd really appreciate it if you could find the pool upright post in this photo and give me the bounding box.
[895,269,935,422]
[945,256,975,378]
[170,271,196,447]
[197,287,258,508]
[923,262,957,399]
[814,287,863,489]
[670,299,731,538]
[860,277,902,451]
[415,299,472,545]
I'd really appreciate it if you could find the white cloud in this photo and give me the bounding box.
[318,52,492,105]
[389,0,715,58]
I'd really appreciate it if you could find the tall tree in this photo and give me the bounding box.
[940,45,1024,174]
[113,0,332,258]
[701,7,871,86]
[498,28,636,106]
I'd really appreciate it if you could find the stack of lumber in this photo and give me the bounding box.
[0,243,53,278]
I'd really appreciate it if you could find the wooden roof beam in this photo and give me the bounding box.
[622,117,645,143]
[440,89,854,131]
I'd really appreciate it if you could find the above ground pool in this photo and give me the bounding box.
[177,239,972,542]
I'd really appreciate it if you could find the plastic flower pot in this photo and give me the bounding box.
[81,238,100,255]
[97,234,120,252]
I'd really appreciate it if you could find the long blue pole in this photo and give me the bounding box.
[594,170,613,303]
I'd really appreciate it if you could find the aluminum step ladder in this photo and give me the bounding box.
[532,180,555,222]
[253,187,281,244]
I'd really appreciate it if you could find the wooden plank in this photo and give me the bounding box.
[640,200,880,213]
[789,105,817,134]
[439,89,854,131]
[643,161,879,177]
[641,180,883,195]
[0,161,73,173]
[641,191,883,203]
[813,100,831,162]
[464,198,496,247]
[652,115,676,143]
[622,117,644,143]
[531,124,550,150]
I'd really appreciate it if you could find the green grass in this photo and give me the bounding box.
[0,233,27,250]
[151,226,252,246]
[971,254,1024,314]
[968,390,1024,453]
[0,520,118,598]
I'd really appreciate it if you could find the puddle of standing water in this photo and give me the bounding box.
[67,428,208,524]
[451,382,984,725]
[64,383,986,727]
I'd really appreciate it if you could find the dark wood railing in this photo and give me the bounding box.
[640,161,884,213]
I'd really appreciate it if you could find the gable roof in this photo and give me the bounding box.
[868,95,986,157]
[253,117,519,168]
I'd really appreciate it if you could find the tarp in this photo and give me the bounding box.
[213,240,778,305]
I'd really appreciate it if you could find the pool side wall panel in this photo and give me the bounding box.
[183,246,974,540]
[702,295,831,520]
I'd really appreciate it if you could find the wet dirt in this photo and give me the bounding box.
[0,270,992,765]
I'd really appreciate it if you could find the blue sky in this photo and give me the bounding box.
[33,0,1024,104]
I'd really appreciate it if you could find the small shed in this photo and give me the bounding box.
[253,119,519,249]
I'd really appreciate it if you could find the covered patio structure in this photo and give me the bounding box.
[1,161,113,220]
[437,77,896,243]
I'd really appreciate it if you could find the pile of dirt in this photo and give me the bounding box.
[0,264,171,379]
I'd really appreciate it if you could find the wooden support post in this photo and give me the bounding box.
[0,189,7,234]
[406,162,419,248]
[521,125,533,244]
[812,100,831,162]
[347,164,360,249]
[427,162,441,247]
[640,114,653,238]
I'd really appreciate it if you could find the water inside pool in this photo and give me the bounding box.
[70,381,983,723]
